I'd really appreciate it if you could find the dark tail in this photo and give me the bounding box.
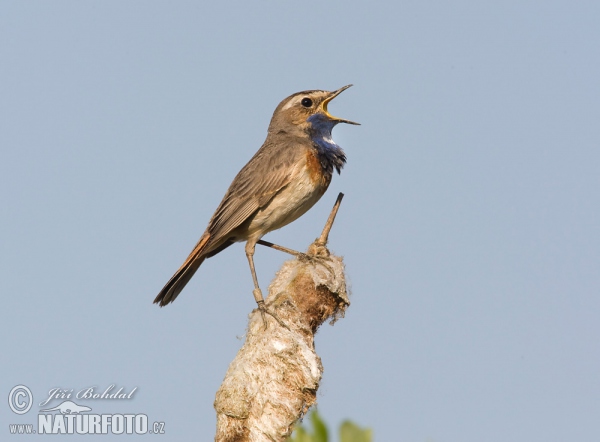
[154,234,210,306]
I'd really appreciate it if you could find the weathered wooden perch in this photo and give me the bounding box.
[214,193,350,442]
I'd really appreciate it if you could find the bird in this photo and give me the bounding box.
[154,84,358,316]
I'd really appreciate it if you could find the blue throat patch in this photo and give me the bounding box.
[307,114,347,174]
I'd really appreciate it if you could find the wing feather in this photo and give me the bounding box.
[204,138,306,247]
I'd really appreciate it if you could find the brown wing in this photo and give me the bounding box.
[155,137,306,306]
[203,137,306,249]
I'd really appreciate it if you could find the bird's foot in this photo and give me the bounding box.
[307,240,330,258]
[255,239,333,275]
[301,241,335,277]
[255,299,289,331]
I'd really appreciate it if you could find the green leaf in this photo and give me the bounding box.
[287,410,329,442]
[310,410,329,442]
[288,426,308,442]
[339,420,373,442]
[287,410,372,442]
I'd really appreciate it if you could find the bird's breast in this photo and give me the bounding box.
[245,149,331,239]
[304,148,333,189]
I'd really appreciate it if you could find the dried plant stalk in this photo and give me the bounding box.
[214,195,349,442]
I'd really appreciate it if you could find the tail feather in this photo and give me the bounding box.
[154,234,210,306]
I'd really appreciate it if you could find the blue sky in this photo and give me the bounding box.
[2,1,599,441]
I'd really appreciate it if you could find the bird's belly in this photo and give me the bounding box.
[246,166,329,239]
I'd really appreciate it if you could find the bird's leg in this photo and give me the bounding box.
[256,240,309,259]
[257,239,335,277]
[245,242,265,322]
[245,241,288,330]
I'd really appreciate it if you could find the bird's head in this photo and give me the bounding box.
[269,85,359,136]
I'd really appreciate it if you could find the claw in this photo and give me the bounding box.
[256,300,268,329]
[301,251,336,279]
[256,300,290,331]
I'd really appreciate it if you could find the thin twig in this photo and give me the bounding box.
[318,192,344,245]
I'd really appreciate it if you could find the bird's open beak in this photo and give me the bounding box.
[321,84,360,125]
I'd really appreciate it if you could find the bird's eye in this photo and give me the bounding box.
[301,97,313,107]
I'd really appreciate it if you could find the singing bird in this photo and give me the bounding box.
[154,85,358,314]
